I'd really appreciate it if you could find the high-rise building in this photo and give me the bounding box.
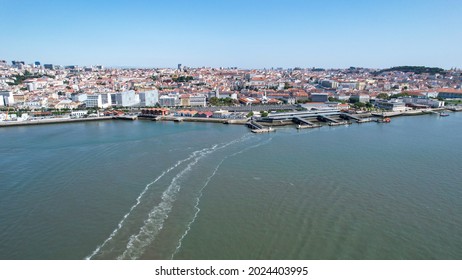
[12,61,25,68]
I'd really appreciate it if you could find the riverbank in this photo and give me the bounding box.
[0,107,456,128]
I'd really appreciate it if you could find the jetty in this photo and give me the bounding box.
[292,116,321,129]
[246,120,275,133]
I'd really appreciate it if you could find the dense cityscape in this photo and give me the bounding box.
[1,59,462,125]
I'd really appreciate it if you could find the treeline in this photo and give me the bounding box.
[172,76,193,83]
[208,97,236,106]
[7,70,55,86]
[374,66,445,75]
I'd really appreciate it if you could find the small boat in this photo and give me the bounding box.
[439,112,450,117]
[377,117,391,123]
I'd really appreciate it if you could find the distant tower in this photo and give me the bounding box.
[178,64,182,71]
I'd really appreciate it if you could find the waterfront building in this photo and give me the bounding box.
[110,90,139,107]
[437,88,462,99]
[189,93,206,107]
[24,98,47,109]
[141,108,169,116]
[212,109,231,118]
[0,91,14,106]
[374,99,406,111]
[86,93,112,109]
[138,90,159,107]
[194,111,213,118]
[70,110,88,118]
[402,97,444,108]
[180,94,190,107]
[159,94,180,107]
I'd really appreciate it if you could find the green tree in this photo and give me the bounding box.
[377,93,389,99]
[260,111,269,117]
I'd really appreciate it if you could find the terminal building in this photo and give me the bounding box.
[373,99,406,112]
[437,89,462,99]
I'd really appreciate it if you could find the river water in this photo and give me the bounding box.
[0,114,461,259]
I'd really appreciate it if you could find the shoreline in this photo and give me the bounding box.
[0,116,113,127]
[0,108,456,128]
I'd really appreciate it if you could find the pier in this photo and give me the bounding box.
[317,114,339,124]
[340,113,362,122]
[292,116,321,129]
[246,120,275,133]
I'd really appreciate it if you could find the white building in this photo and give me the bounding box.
[70,110,88,118]
[374,99,406,111]
[212,109,231,118]
[139,90,159,107]
[159,94,180,107]
[189,93,206,107]
[111,90,139,107]
[0,91,14,106]
[402,97,444,108]
[85,93,112,108]
[71,93,87,102]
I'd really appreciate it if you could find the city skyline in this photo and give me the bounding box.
[2,0,462,69]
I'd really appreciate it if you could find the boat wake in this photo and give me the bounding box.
[85,146,213,260]
[87,134,253,260]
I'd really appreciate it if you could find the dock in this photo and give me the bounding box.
[247,120,276,133]
[317,114,339,124]
[293,116,321,129]
[340,113,362,122]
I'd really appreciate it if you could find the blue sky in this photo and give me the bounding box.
[1,0,461,69]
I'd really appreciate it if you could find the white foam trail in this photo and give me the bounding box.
[171,137,273,259]
[117,135,251,260]
[85,146,213,260]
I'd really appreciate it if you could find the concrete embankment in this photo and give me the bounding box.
[0,116,113,127]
